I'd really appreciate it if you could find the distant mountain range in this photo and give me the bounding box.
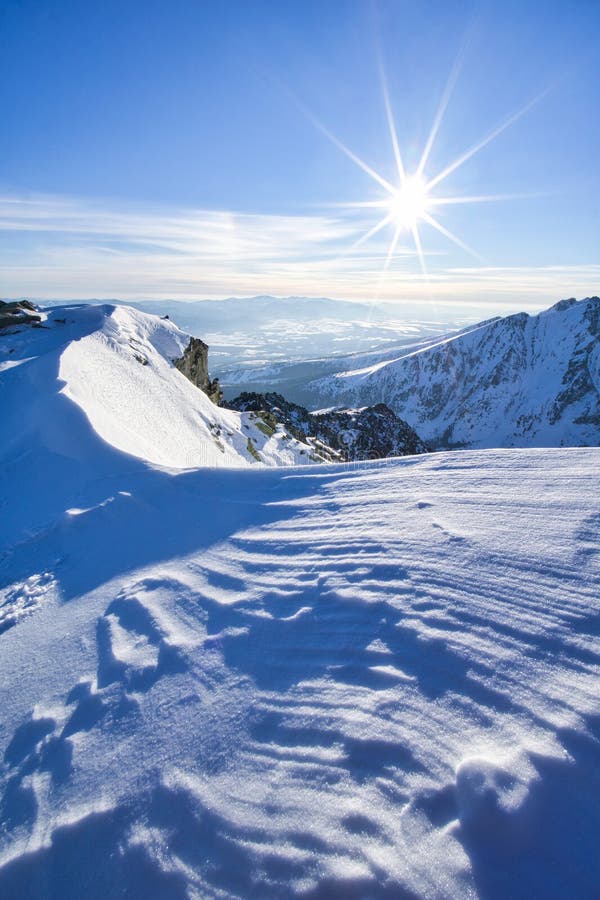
[301,297,600,449]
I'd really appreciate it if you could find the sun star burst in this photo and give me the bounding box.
[312,59,547,287]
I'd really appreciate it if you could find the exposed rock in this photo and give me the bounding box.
[174,337,209,386]
[226,392,429,461]
[205,377,223,406]
[174,337,223,405]
[0,300,41,330]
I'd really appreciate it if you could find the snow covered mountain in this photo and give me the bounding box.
[0,303,348,470]
[1,299,599,897]
[84,296,479,370]
[290,297,600,449]
[217,325,479,406]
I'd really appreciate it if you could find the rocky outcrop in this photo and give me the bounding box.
[0,300,41,330]
[174,337,222,405]
[314,402,430,459]
[174,337,209,387]
[226,392,429,460]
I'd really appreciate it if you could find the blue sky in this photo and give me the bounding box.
[1,0,599,311]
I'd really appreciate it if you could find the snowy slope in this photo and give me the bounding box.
[1,301,599,897]
[0,440,599,897]
[306,297,600,449]
[0,304,330,470]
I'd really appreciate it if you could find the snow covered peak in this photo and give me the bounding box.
[306,296,600,449]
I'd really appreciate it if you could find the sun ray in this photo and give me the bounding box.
[426,87,551,190]
[322,199,392,210]
[382,222,403,276]
[347,210,396,252]
[301,46,548,284]
[373,222,404,300]
[302,108,397,195]
[416,45,466,179]
[421,211,484,261]
[428,192,545,207]
[379,60,405,186]
[411,222,428,278]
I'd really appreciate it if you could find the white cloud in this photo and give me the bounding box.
[0,192,597,308]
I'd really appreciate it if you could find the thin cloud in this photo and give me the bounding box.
[0,193,597,306]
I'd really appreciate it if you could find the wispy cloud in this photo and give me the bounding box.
[0,194,358,259]
[0,192,597,308]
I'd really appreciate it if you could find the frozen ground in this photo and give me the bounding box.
[0,306,599,898]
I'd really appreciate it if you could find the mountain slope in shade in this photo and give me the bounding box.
[306,297,600,449]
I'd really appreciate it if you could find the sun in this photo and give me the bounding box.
[388,174,430,230]
[307,56,543,283]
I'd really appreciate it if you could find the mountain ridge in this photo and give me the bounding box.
[295,297,600,449]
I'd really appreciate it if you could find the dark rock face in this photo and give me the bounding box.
[0,300,41,330]
[174,337,222,405]
[226,392,429,460]
[174,337,209,387]
[315,402,430,459]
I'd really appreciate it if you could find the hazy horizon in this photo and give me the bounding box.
[0,291,581,320]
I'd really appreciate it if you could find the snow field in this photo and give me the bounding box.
[0,448,598,897]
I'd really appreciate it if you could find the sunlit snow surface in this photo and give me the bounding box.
[1,306,599,898]
[0,304,325,472]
